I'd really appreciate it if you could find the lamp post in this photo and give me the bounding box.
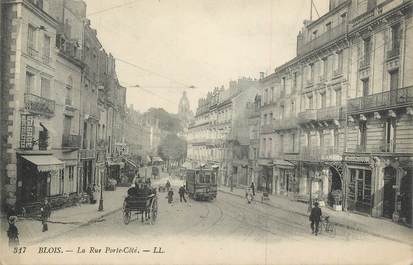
[98,161,105,211]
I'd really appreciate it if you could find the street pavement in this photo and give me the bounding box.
[1,177,412,265]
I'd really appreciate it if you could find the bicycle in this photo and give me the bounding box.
[319,215,336,237]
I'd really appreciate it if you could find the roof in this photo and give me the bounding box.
[22,155,64,172]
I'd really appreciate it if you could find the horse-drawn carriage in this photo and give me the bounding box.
[122,191,158,225]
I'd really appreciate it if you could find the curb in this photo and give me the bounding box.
[26,207,123,246]
[218,189,411,246]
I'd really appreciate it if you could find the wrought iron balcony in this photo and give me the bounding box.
[297,109,317,124]
[300,146,341,161]
[317,106,345,121]
[261,123,274,134]
[273,117,299,131]
[80,149,96,159]
[62,134,81,148]
[24,93,55,116]
[347,86,413,114]
[359,58,370,70]
[297,23,348,56]
[386,47,400,60]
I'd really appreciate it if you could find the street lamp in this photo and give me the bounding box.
[98,161,105,211]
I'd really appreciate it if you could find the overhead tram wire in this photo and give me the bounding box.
[123,83,178,105]
[115,57,195,89]
[87,0,141,16]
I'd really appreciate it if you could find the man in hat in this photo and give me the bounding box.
[41,198,51,232]
[309,201,322,235]
[7,216,19,247]
[178,185,187,203]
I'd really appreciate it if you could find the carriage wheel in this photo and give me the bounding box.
[151,198,158,224]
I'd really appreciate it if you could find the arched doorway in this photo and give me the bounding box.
[383,166,397,218]
[328,167,343,207]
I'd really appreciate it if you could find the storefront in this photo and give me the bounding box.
[273,160,296,195]
[257,159,273,193]
[16,154,65,212]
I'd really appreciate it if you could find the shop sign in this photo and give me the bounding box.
[20,114,35,149]
[344,156,370,163]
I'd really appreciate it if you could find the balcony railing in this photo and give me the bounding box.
[297,23,348,56]
[24,93,55,116]
[261,123,273,134]
[27,46,38,57]
[347,86,413,114]
[80,149,96,160]
[62,134,81,148]
[301,146,341,161]
[359,58,370,69]
[387,47,400,60]
[297,109,317,124]
[317,106,345,121]
[273,117,299,131]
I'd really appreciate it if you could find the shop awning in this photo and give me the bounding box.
[258,159,273,166]
[107,161,125,168]
[273,160,295,169]
[22,155,64,172]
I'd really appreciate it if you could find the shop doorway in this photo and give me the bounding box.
[328,167,343,207]
[383,166,397,218]
[399,168,412,226]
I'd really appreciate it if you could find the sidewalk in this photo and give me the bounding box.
[219,186,413,246]
[1,187,128,245]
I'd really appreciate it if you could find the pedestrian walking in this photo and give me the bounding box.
[165,180,171,192]
[250,181,255,196]
[41,198,51,232]
[309,201,322,235]
[7,216,19,248]
[167,189,174,204]
[179,185,187,203]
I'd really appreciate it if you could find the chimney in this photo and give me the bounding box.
[259,72,265,79]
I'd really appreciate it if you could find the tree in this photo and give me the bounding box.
[157,134,187,163]
[143,108,183,134]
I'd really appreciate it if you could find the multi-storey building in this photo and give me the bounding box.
[1,0,128,212]
[1,0,82,211]
[258,0,412,227]
[246,95,261,188]
[344,0,412,224]
[187,78,257,186]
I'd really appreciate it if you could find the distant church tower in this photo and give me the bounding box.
[178,91,190,117]
[177,91,194,137]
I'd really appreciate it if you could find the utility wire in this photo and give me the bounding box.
[87,0,141,16]
[312,0,320,18]
[115,57,193,88]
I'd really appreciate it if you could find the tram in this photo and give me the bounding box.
[185,168,217,201]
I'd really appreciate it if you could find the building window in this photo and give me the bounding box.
[268,138,272,157]
[280,105,285,119]
[308,95,314,109]
[280,135,284,154]
[264,114,267,125]
[66,76,73,105]
[269,112,273,123]
[270,87,274,102]
[293,72,297,90]
[335,89,342,106]
[362,78,370,97]
[391,24,401,52]
[281,77,286,96]
[319,131,324,147]
[359,122,367,151]
[265,88,268,104]
[384,119,395,152]
[50,170,63,196]
[390,70,399,91]
[337,51,343,73]
[334,129,339,149]
[322,58,327,79]
[42,34,51,63]
[27,24,37,56]
[25,72,35,94]
[292,133,296,153]
[321,92,326,109]
[363,37,371,65]
[310,64,314,81]
[41,77,51,99]
[291,101,295,115]
[326,22,332,32]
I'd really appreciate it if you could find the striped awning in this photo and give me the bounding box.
[22,155,64,172]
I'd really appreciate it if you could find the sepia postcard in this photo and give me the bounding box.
[1,0,413,264]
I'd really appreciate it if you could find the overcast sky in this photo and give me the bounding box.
[85,0,329,113]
